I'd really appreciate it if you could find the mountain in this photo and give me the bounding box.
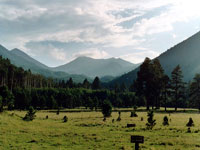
[109,31,200,86]
[0,45,90,82]
[53,56,139,78]
[11,48,49,70]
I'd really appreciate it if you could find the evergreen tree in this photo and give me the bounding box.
[163,116,169,126]
[190,74,200,111]
[93,96,99,111]
[186,117,194,127]
[151,59,164,109]
[161,75,171,111]
[82,79,90,89]
[102,100,112,117]
[23,106,36,121]
[63,116,68,122]
[92,77,101,90]
[120,83,127,92]
[135,57,153,110]
[135,58,164,110]
[146,111,156,130]
[171,65,184,111]
[67,78,74,88]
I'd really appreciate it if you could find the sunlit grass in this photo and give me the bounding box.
[1,109,200,150]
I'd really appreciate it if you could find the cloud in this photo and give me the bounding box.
[26,43,68,67]
[120,49,160,64]
[0,0,200,67]
[72,49,109,59]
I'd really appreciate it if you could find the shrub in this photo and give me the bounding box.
[163,116,169,126]
[57,108,60,115]
[112,119,115,123]
[103,117,106,122]
[101,100,112,118]
[23,106,36,121]
[187,127,191,133]
[141,117,144,121]
[63,116,68,122]
[117,111,121,121]
[130,110,138,117]
[146,111,156,130]
[186,118,194,127]
[0,96,3,112]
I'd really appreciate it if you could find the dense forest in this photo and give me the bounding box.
[0,55,200,112]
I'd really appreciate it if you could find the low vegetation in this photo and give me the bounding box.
[1,109,200,150]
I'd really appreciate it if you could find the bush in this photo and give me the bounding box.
[187,127,191,133]
[0,96,3,112]
[163,116,169,126]
[23,106,36,121]
[102,100,112,118]
[186,118,194,127]
[57,108,60,115]
[63,116,68,122]
[141,117,144,121]
[117,111,121,121]
[146,111,156,130]
[130,110,138,117]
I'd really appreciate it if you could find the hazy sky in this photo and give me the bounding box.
[0,0,200,67]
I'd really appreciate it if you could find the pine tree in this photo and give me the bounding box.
[63,116,68,123]
[92,77,101,90]
[161,75,171,111]
[171,65,185,111]
[82,79,90,89]
[152,59,164,109]
[146,111,156,129]
[135,58,165,110]
[186,117,194,127]
[190,74,200,111]
[135,57,153,110]
[163,116,169,126]
[67,78,74,88]
[23,106,36,121]
[102,100,112,117]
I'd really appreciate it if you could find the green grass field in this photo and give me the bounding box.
[1,109,200,150]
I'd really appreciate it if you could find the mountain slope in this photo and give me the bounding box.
[0,45,90,82]
[11,48,49,70]
[109,31,200,86]
[53,56,139,78]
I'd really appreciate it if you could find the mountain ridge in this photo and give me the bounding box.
[53,55,139,78]
[109,31,200,86]
[0,45,91,82]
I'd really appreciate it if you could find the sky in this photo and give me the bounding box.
[0,0,200,67]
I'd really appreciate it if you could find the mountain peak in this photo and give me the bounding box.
[53,56,138,78]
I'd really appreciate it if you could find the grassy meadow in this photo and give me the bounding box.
[1,109,200,150]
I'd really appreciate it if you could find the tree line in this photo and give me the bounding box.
[134,57,200,111]
[1,55,200,111]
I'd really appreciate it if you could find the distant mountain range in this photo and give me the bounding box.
[0,45,138,82]
[109,31,200,86]
[0,45,90,82]
[52,56,138,78]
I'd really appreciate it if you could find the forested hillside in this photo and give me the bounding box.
[109,31,200,86]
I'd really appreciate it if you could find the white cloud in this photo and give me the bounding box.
[1,0,200,66]
[120,49,160,64]
[72,49,109,59]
